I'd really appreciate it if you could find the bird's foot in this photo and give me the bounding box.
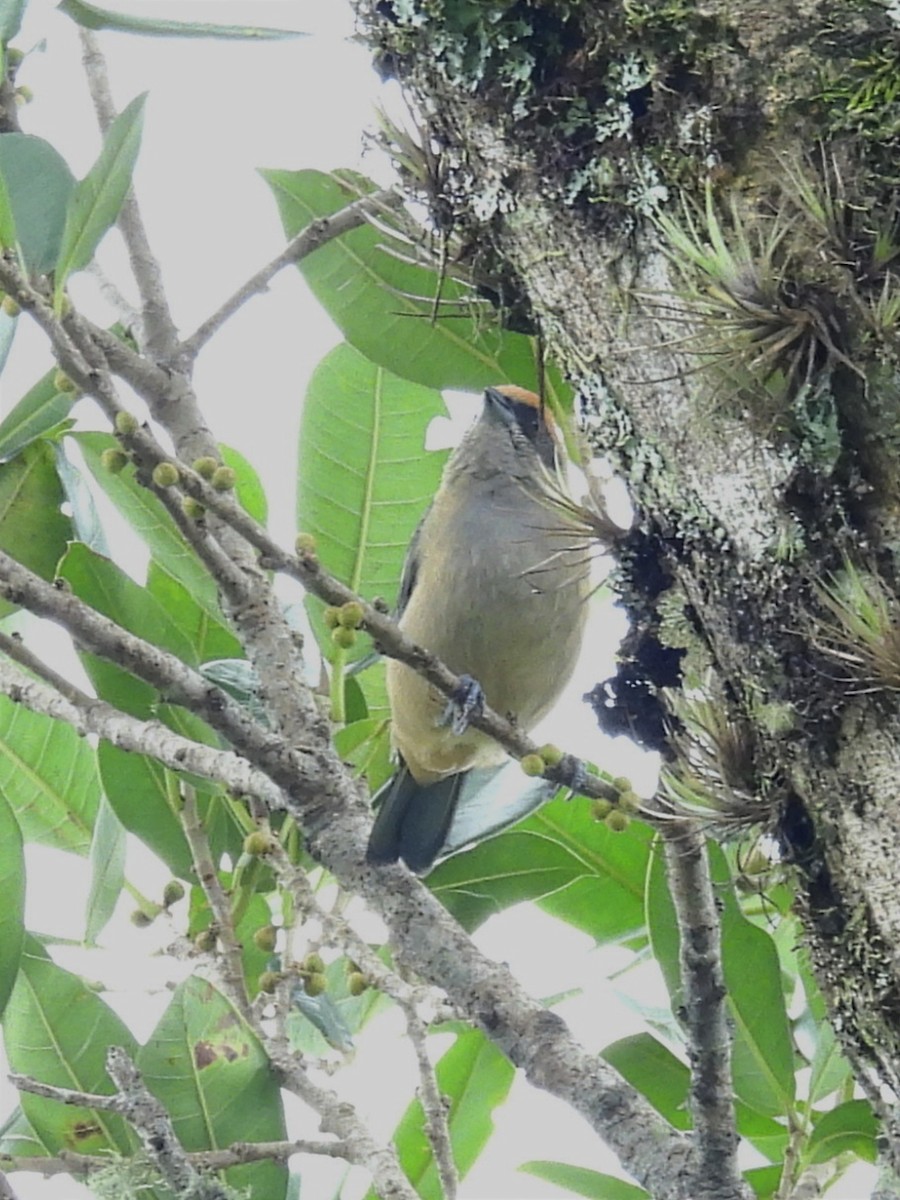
[438,674,485,735]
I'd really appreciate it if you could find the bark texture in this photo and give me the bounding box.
[356,0,900,1165]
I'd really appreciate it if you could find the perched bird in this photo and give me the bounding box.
[366,384,600,872]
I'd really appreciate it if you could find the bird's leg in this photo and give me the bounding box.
[437,674,485,735]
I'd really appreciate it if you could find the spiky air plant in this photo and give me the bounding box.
[812,556,900,692]
[654,686,772,835]
[776,148,900,353]
[368,102,517,321]
[516,452,624,601]
[650,184,858,411]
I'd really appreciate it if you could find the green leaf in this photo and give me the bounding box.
[0,134,76,274]
[799,952,853,1104]
[52,441,110,553]
[58,0,308,39]
[146,562,242,663]
[59,542,197,665]
[0,1106,52,1158]
[84,794,126,944]
[97,743,191,879]
[75,431,222,620]
[644,840,796,1118]
[0,309,17,377]
[58,542,197,719]
[264,168,552,394]
[0,146,17,252]
[521,1162,649,1200]
[4,935,139,1154]
[297,342,448,662]
[806,1099,877,1165]
[333,716,392,791]
[0,0,26,42]
[54,93,146,304]
[0,693,100,852]
[221,443,268,525]
[430,793,651,937]
[0,440,72,618]
[602,1035,691,1131]
[0,789,24,1017]
[137,976,288,1200]
[644,842,682,1006]
[0,368,75,462]
[375,1026,514,1200]
[743,1165,782,1200]
[601,1033,789,1163]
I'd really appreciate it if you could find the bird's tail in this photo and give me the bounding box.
[366,761,463,873]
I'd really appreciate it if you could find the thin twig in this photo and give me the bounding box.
[401,997,458,1200]
[181,787,251,1018]
[264,1041,419,1200]
[0,634,283,808]
[78,29,179,358]
[661,822,747,1200]
[179,188,397,360]
[104,1047,231,1200]
[0,1137,349,1177]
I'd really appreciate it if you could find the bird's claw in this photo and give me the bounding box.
[438,674,485,735]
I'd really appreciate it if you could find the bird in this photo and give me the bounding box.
[366,384,602,872]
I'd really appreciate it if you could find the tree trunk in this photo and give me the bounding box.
[356,0,900,1167]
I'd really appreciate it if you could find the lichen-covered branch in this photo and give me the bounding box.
[662,823,746,1200]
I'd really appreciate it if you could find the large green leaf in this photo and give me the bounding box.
[54,93,146,304]
[264,168,549,394]
[0,135,76,274]
[521,1162,649,1200]
[601,1033,789,1164]
[221,443,268,526]
[644,840,796,1118]
[297,342,448,659]
[602,1035,691,1131]
[372,1026,514,1200]
[84,794,127,944]
[137,976,288,1200]
[4,935,139,1155]
[0,1106,51,1159]
[0,788,24,1016]
[0,0,25,42]
[805,1099,877,1165]
[0,368,75,462]
[59,0,307,38]
[0,693,100,852]
[146,562,242,664]
[0,142,16,253]
[430,793,651,938]
[797,951,853,1105]
[97,743,191,879]
[75,431,221,620]
[58,542,197,721]
[0,439,72,618]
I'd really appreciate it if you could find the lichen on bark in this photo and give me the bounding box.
[356,0,900,1169]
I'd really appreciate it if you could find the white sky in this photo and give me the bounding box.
[0,3,876,1199]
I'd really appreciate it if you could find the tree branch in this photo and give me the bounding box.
[0,633,283,808]
[0,1136,349,1177]
[104,1047,230,1200]
[662,823,747,1200]
[78,29,179,358]
[181,787,251,1018]
[178,189,397,361]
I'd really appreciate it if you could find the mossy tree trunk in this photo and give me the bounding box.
[356,0,900,1171]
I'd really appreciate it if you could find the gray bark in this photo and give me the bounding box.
[356,0,900,1169]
